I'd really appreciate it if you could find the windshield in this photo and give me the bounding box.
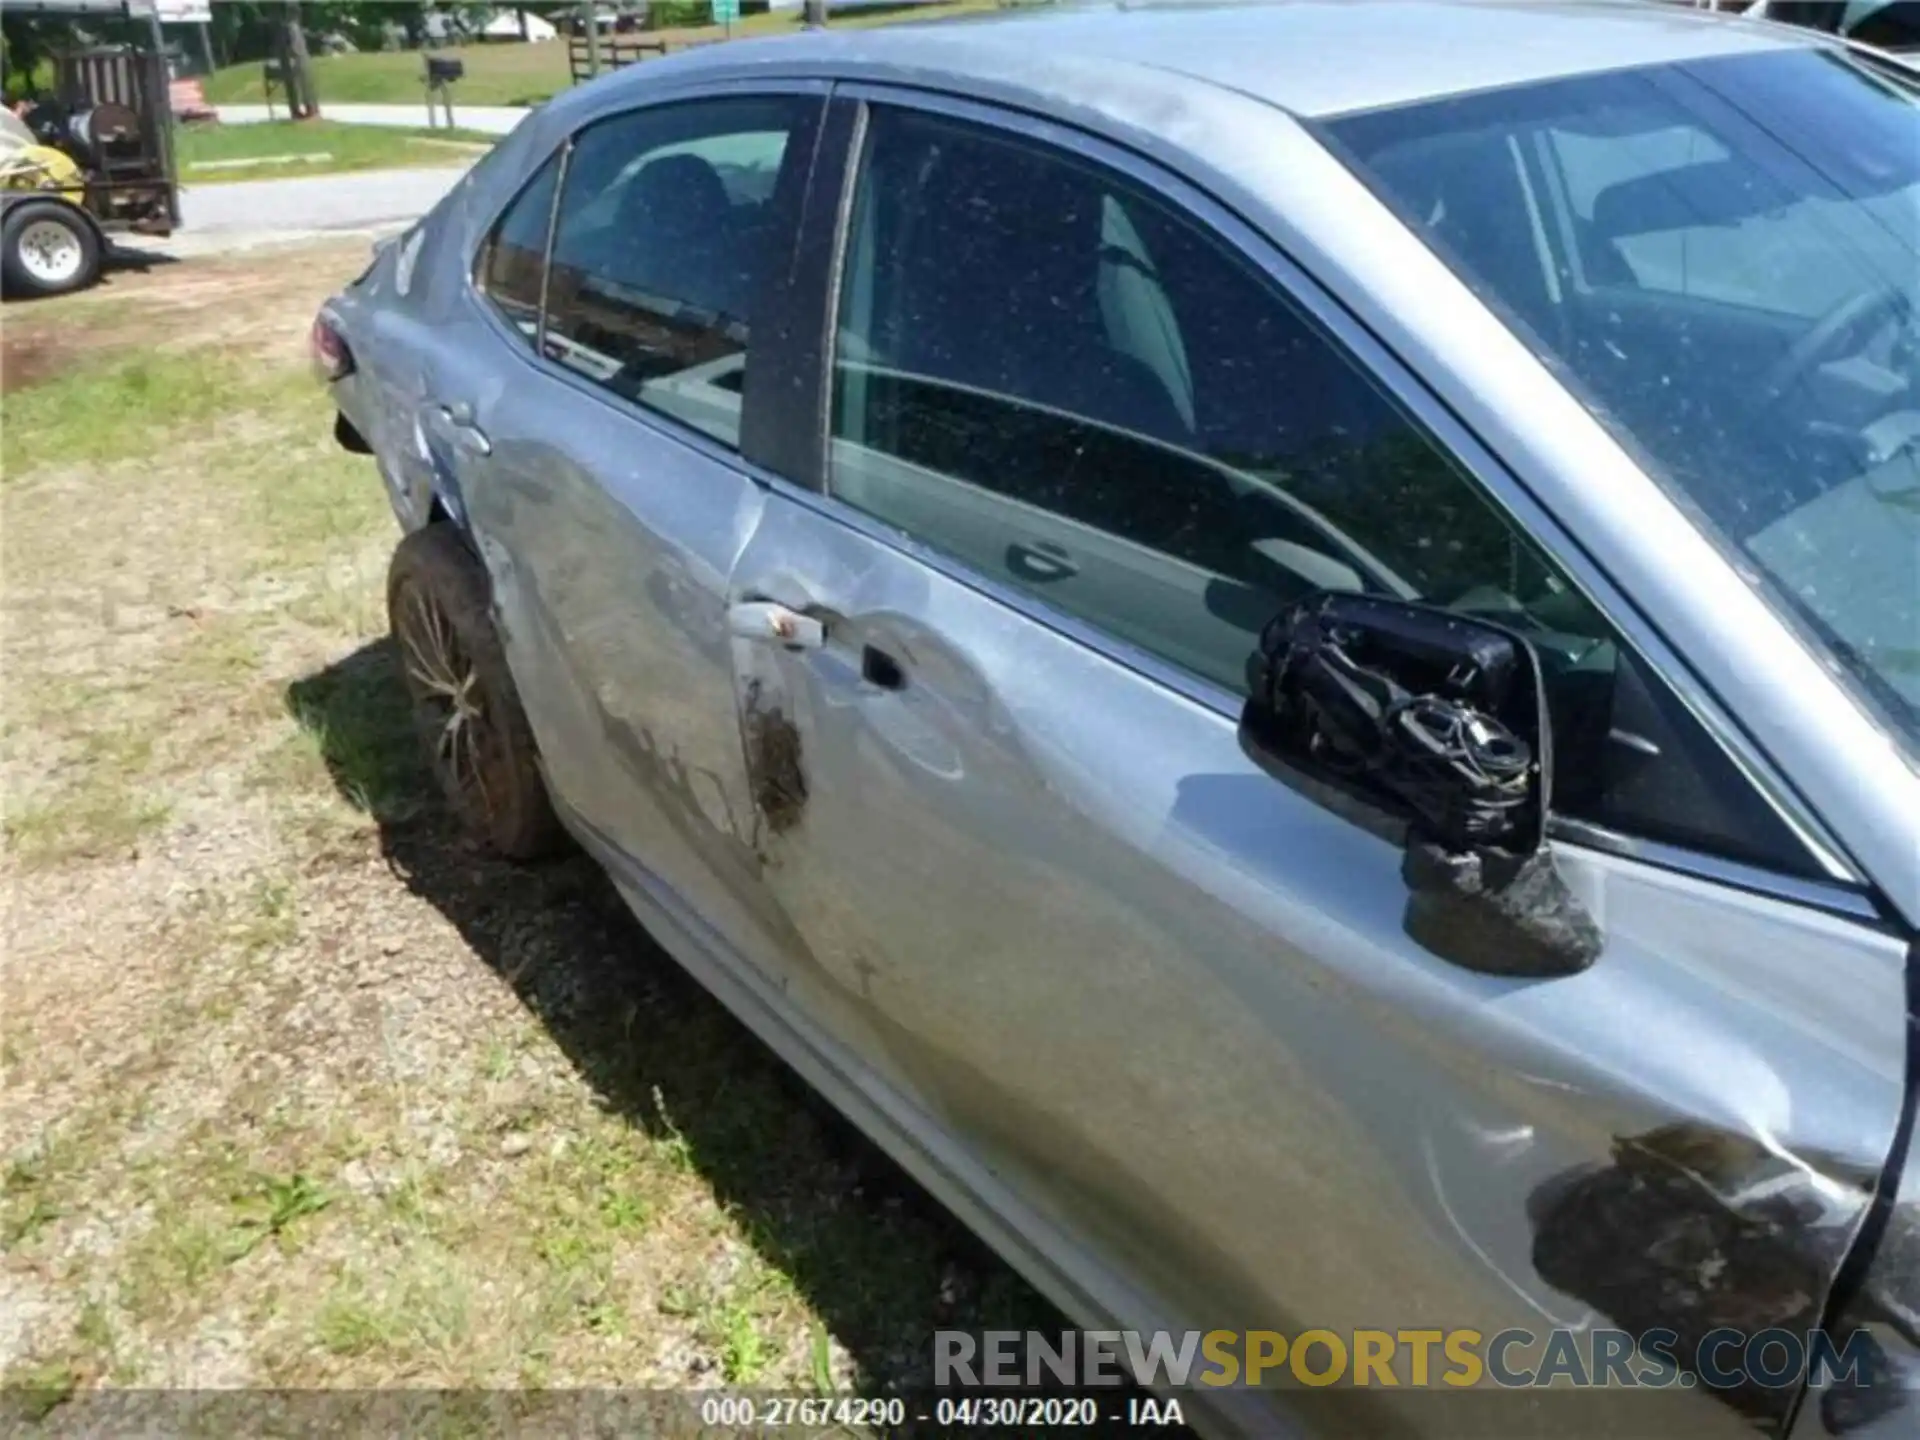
[1324,47,1920,764]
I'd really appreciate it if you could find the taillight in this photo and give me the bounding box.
[310,314,354,382]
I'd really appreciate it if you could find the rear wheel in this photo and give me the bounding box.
[387,524,567,860]
[1,201,101,299]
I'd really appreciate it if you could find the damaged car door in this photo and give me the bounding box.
[456,85,830,979]
[724,95,1912,1437]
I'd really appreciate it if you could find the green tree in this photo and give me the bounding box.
[208,1,279,65]
[310,3,429,51]
[3,11,91,99]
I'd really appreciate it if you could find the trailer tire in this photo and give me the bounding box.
[1,200,102,299]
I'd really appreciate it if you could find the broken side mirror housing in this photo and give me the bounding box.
[1241,592,1602,979]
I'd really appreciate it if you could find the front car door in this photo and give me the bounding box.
[726,89,1913,1437]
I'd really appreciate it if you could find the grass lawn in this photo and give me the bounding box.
[202,40,569,108]
[200,2,1004,108]
[175,120,494,184]
[0,240,1055,1406]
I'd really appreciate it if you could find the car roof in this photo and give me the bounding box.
[622,0,1814,120]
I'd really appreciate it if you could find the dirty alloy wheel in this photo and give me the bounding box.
[387,524,567,860]
[0,201,101,299]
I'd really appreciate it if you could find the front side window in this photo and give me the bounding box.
[832,108,1578,687]
[828,106,1815,872]
[1325,48,1920,768]
[541,95,812,448]
[476,150,561,339]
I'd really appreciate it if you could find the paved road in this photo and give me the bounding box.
[181,164,467,234]
[216,102,532,135]
[111,164,469,263]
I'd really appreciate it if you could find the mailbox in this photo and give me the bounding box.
[422,54,464,129]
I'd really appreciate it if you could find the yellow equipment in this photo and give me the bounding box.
[0,142,85,194]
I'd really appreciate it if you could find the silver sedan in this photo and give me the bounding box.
[315,3,1920,1434]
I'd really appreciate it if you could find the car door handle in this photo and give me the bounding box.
[728,600,824,650]
[436,403,492,457]
[1006,540,1078,582]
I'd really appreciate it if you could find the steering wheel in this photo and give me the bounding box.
[1760,283,1912,402]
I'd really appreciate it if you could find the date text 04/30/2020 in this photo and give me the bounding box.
[696,1394,1187,1428]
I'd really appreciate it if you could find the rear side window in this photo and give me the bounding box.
[542,95,814,448]
[475,150,561,339]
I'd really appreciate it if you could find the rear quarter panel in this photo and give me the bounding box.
[326,111,556,533]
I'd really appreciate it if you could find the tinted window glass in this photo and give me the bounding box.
[1327,50,1920,767]
[477,150,560,339]
[543,96,810,448]
[833,109,1569,684]
[829,108,1814,872]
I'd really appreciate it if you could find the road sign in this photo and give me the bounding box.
[711,0,741,24]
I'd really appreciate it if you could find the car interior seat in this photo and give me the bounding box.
[887,140,1191,446]
[612,152,750,322]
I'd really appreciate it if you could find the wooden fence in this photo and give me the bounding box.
[566,31,723,85]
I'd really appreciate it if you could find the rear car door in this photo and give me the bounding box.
[728,93,1912,1436]
[449,84,832,981]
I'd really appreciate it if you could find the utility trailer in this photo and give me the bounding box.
[1,0,178,297]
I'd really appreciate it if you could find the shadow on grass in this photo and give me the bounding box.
[103,243,181,281]
[285,637,1077,1394]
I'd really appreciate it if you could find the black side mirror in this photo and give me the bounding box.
[1242,592,1601,979]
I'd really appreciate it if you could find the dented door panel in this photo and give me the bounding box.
[459,364,802,992]
[726,492,1910,1437]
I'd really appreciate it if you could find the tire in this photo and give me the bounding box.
[387,523,567,860]
[1,200,102,299]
